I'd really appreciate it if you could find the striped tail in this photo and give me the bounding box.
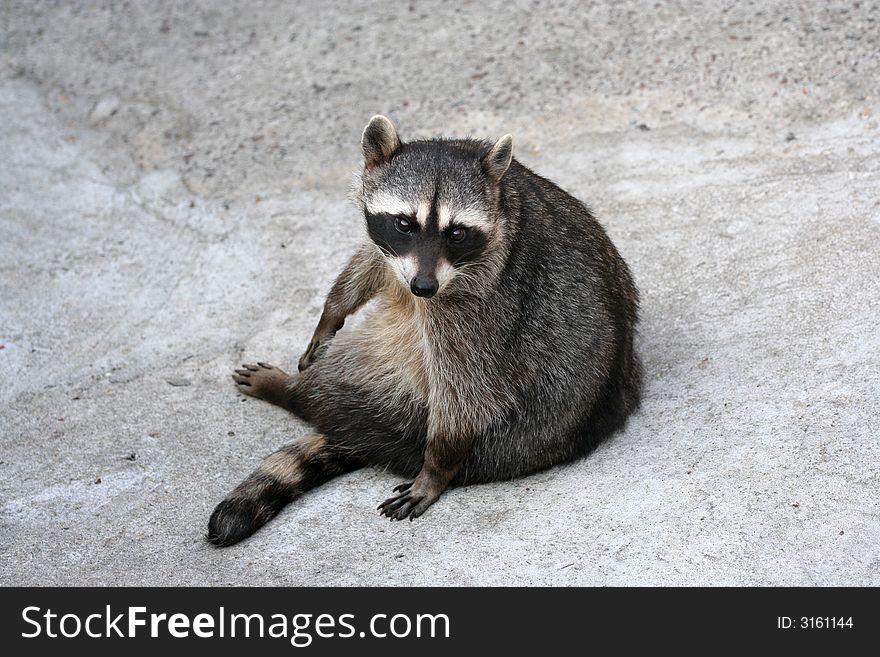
[207,433,355,547]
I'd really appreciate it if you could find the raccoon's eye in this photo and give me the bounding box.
[449,227,468,243]
[395,217,413,234]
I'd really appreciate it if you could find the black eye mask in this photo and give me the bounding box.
[365,212,415,257]
[365,212,488,267]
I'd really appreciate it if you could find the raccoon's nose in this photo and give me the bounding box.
[410,276,438,298]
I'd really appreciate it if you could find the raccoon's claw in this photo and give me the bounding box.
[378,481,439,521]
[232,369,253,387]
[298,340,319,372]
[298,332,336,371]
[378,490,423,520]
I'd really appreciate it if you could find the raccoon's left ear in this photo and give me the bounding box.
[483,134,513,183]
[362,115,401,170]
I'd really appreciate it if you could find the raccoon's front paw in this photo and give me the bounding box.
[297,336,329,371]
[232,362,291,406]
[377,480,444,521]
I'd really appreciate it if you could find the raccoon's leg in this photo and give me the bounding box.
[378,417,476,521]
[207,433,360,547]
[298,244,386,372]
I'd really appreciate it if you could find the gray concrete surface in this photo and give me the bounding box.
[1,1,878,586]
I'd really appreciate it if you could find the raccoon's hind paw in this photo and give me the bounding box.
[377,481,442,521]
[231,362,291,406]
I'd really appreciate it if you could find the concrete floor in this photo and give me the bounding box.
[1,1,878,585]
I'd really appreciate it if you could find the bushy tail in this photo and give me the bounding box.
[207,434,355,547]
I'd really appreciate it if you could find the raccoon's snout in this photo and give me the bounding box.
[410,276,438,298]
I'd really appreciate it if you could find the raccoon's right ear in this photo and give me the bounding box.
[482,134,513,183]
[361,115,401,170]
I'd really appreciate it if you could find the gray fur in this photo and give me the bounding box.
[208,117,641,545]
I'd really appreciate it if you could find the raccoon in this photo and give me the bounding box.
[207,116,641,546]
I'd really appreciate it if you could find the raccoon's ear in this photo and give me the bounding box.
[361,115,401,170]
[482,134,513,183]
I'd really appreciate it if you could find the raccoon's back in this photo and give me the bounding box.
[503,161,636,341]
[475,161,642,466]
